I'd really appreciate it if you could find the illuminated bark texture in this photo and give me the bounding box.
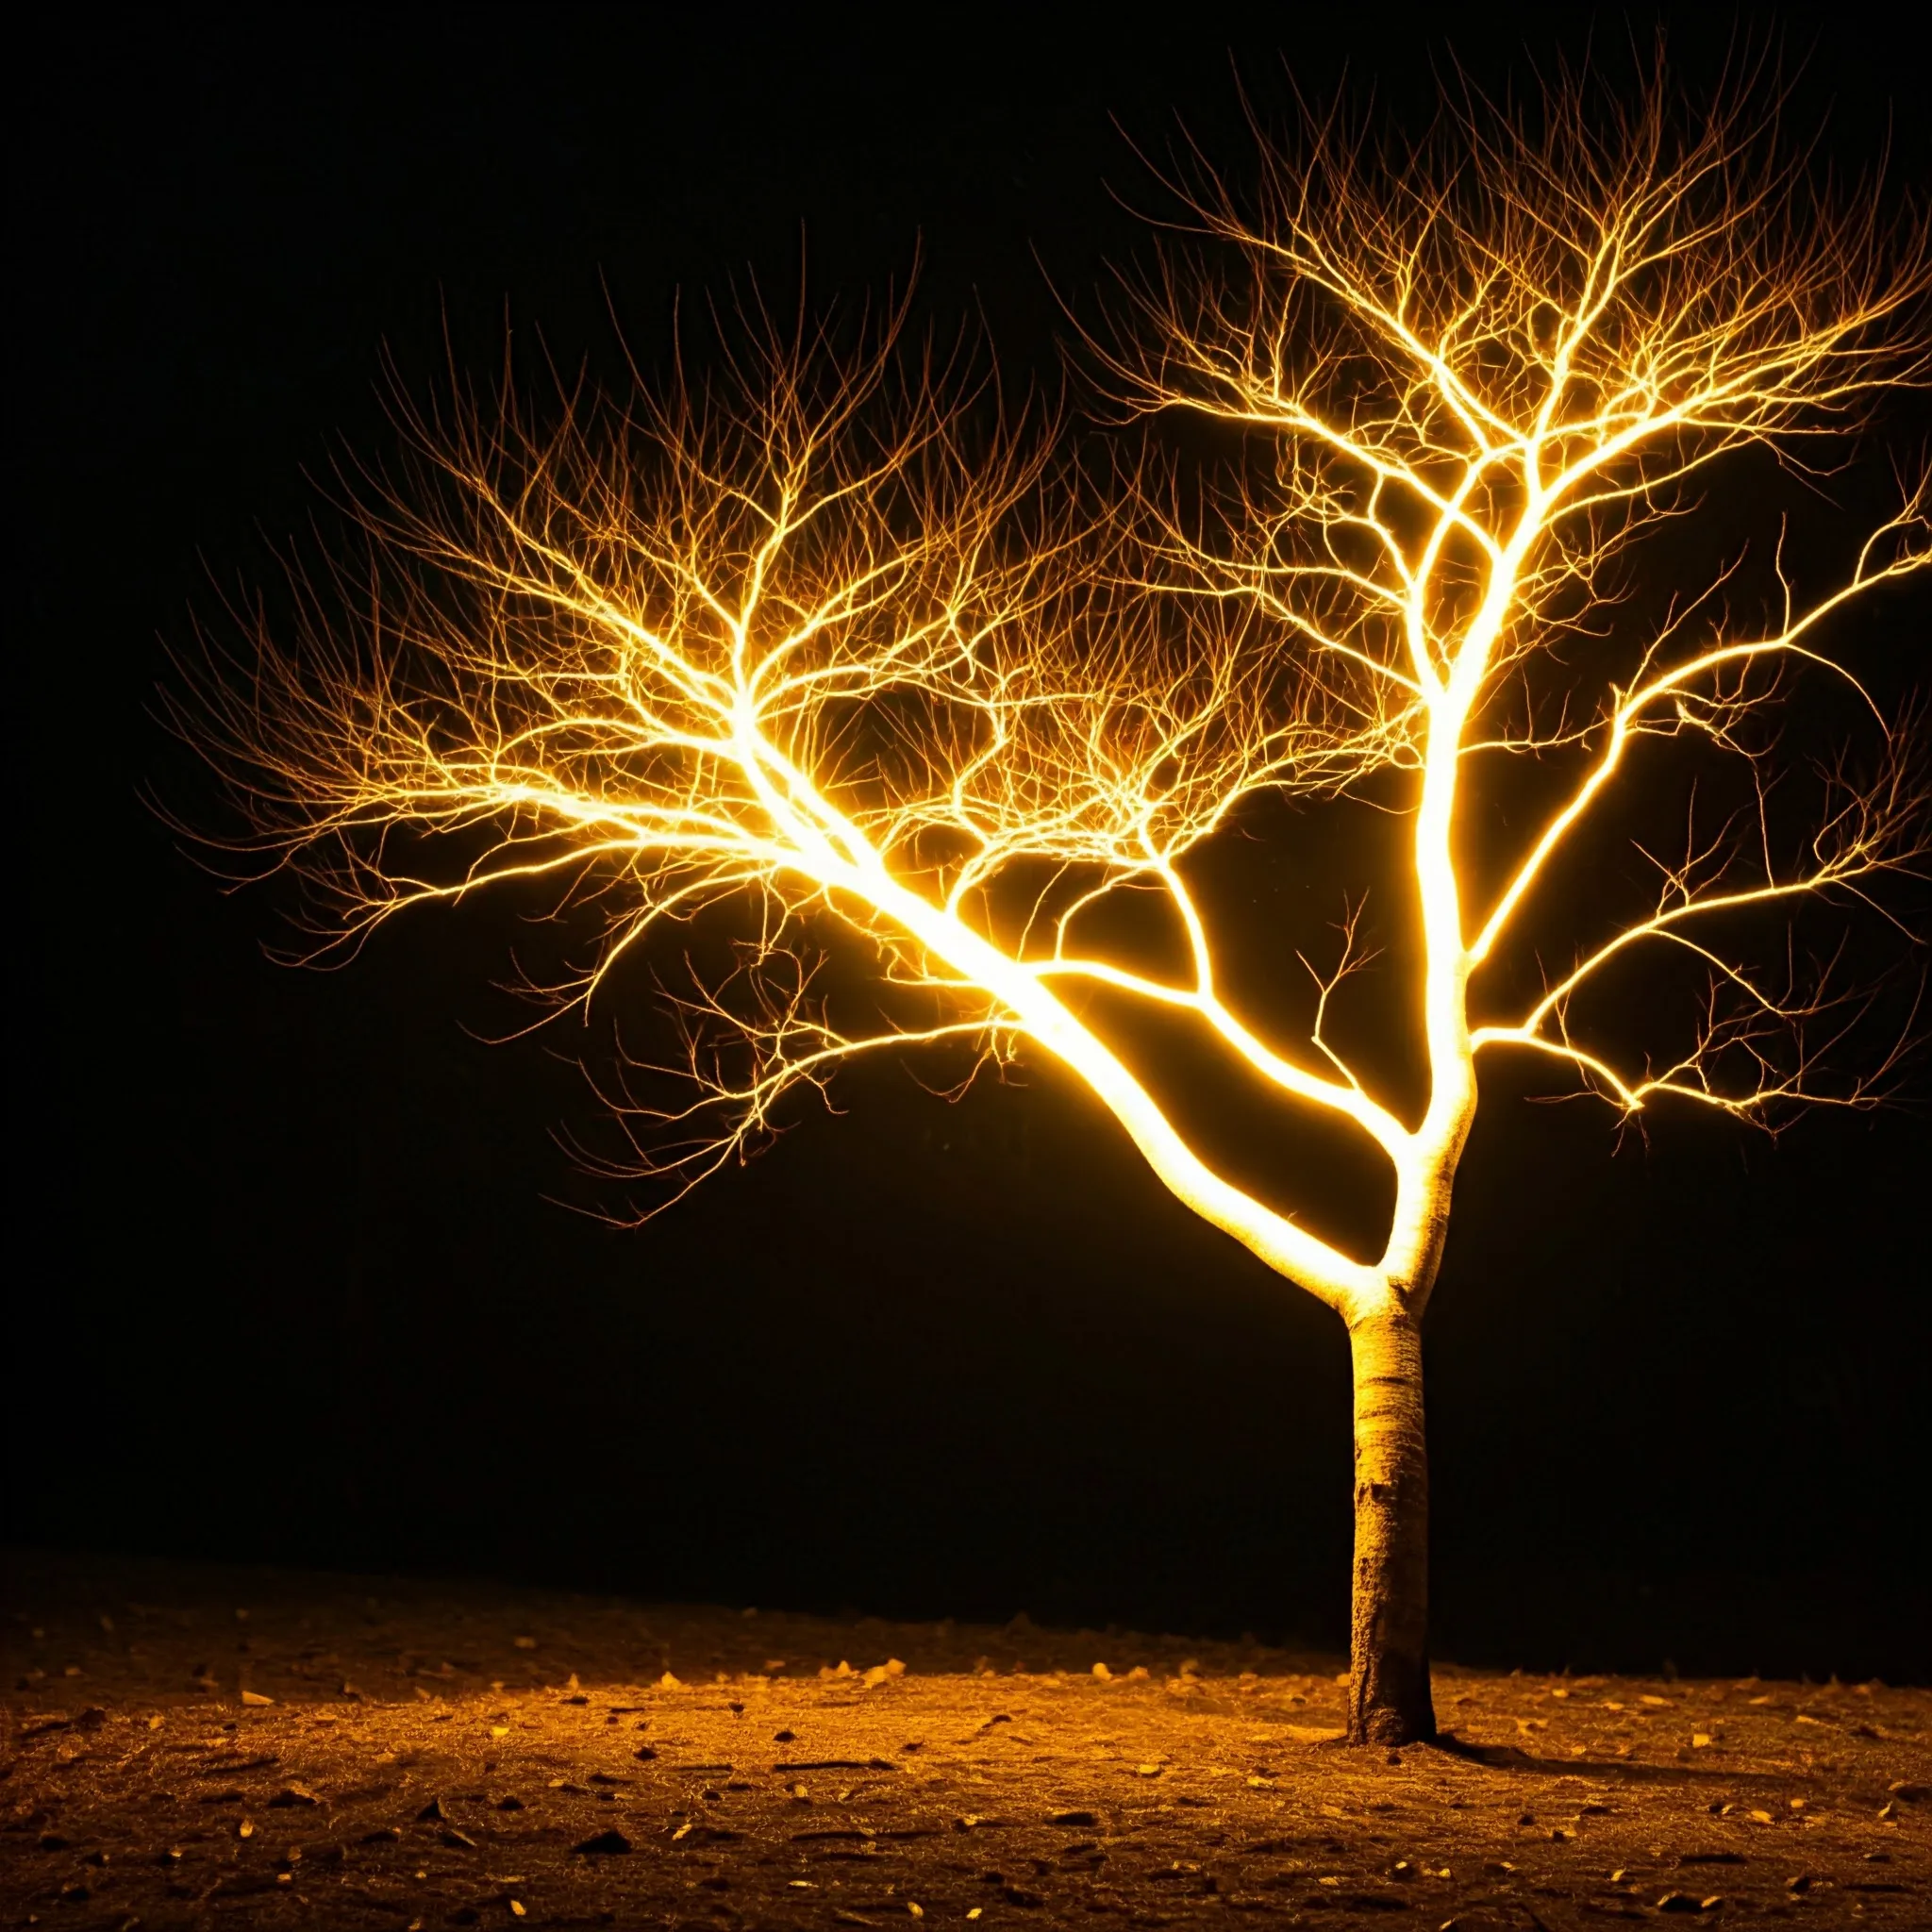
[1346,1309,1433,1744]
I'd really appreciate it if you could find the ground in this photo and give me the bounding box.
[2,1552,1924,1930]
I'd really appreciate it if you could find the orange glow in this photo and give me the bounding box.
[175,72,1929,1328]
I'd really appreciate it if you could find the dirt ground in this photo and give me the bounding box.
[2,1551,1924,1930]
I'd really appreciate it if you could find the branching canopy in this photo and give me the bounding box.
[171,61,1931,1324]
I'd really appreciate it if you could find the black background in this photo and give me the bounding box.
[8,7,1929,1680]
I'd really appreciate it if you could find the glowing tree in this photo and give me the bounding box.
[176,71,1928,1744]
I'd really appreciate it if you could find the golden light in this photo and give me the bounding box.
[173,68,1930,1746]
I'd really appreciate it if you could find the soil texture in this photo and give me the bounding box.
[3,1551,1925,1930]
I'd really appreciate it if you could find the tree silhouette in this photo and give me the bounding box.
[175,62,1929,1742]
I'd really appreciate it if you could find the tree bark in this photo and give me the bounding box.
[1346,1306,1434,1744]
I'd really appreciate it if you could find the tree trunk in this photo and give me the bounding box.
[1346,1306,1434,1745]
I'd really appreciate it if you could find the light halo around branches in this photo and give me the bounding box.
[170,56,1931,1324]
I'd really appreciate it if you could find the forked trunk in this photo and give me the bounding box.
[1346,1307,1434,1745]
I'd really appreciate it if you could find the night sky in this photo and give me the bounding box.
[10,8,1929,1682]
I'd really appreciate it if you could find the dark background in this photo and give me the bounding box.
[8,8,1929,1680]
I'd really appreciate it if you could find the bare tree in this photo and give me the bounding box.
[173,63,1929,1745]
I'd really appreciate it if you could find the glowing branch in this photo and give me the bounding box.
[1470,507,1929,967]
[173,62,1929,1350]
